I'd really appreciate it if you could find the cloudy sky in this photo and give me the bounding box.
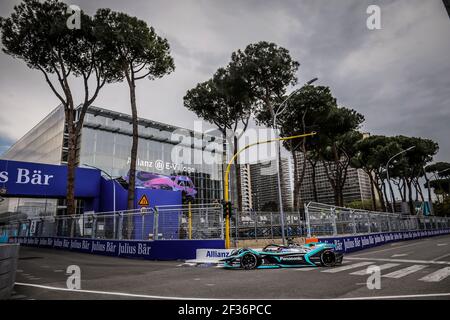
[0,0,449,162]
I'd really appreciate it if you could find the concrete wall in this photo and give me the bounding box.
[0,244,19,300]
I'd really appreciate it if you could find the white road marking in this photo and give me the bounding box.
[432,253,450,262]
[54,270,64,272]
[419,267,450,282]
[295,267,317,271]
[13,282,450,301]
[335,292,450,300]
[14,282,209,300]
[391,254,409,257]
[350,263,399,275]
[321,262,373,273]
[437,243,448,246]
[383,265,427,279]
[346,257,450,265]
[350,242,423,257]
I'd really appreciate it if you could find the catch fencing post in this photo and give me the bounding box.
[188,202,192,240]
[118,211,123,240]
[331,207,337,236]
[270,212,274,239]
[153,208,159,240]
[141,208,146,240]
[254,211,257,240]
[92,214,97,239]
[367,213,371,233]
[305,203,312,238]
[351,210,357,235]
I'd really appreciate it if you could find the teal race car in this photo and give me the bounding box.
[221,242,344,270]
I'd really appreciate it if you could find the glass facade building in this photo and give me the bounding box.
[1,105,225,218]
[78,106,224,204]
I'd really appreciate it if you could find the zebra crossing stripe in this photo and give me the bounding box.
[419,267,450,282]
[383,265,427,279]
[350,263,400,275]
[321,262,373,273]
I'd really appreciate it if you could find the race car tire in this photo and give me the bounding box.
[320,250,336,267]
[240,252,260,270]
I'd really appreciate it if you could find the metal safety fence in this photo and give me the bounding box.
[0,203,224,241]
[230,211,306,240]
[2,201,449,243]
[305,202,450,238]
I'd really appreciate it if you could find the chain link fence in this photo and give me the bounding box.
[230,211,306,240]
[2,201,449,243]
[305,202,450,238]
[0,203,224,241]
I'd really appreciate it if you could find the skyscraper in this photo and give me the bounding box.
[240,158,293,212]
[293,152,373,208]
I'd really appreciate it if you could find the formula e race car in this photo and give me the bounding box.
[221,242,344,270]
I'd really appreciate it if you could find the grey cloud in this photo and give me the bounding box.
[0,0,449,162]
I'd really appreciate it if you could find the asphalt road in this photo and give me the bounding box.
[9,234,450,300]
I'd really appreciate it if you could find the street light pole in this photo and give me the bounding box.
[385,146,415,213]
[224,132,317,248]
[83,164,117,237]
[272,78,318,245]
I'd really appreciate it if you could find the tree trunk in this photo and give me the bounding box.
[424,172,432,206]
[126,71,138,238]
[382,179,390,212]
[233,135,242,212]
[387,178,396,212]
[368,171,377,211]
[406,178,415,215]
[222,130,227,201]
[277,143,285,212]
[292,150,300,211]
[66,109,76,218]
[332,143,342,206]
[374,174,386,212]
[414,177,425,203]
[310,159,318,202]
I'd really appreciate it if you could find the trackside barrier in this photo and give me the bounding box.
[0,244,19,299]
[304,202,450,238]
[315,229,450,253]
[9,236,224,260]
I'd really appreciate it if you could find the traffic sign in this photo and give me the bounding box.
[138,194,150,207]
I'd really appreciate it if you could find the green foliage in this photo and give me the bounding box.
[429,178,450,196]
[0,0,121,86]
[183,66,253,133]
[94,8,175,80]
[266,85,337,151]
[426,162,450,177]
[229,41,299,120]
[433,197,450,217]
[394,135,439,178]
[345,199,377,211]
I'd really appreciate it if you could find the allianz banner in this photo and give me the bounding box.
[0,159,101,198]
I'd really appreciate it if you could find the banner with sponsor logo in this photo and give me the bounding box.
[318,229,450,253]
[9,236,224,260]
